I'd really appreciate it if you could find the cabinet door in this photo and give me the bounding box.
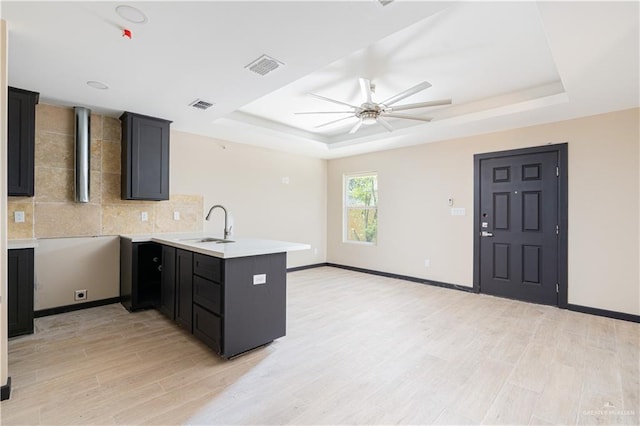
[120,112,171,201]
[159,245,176,319]
[175,249,193,331]
[8,249,34,337]
[193,304,222,353]
[8,88,38,196]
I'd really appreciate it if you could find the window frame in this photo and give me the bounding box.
[343,171,378,245]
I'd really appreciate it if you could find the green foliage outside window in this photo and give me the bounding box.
[345,174,378,243]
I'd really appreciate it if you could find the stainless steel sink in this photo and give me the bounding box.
[179,237,235,244]
[199,237,235,244]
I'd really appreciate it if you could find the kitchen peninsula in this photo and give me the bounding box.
[120,234,309,358]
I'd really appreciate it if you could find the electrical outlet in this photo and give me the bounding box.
[424,259,431,268]
[74,289,87,301]
[281,176,290,184]
[14,211,25,223]
[141,211,148,222]
[173,211,180,220]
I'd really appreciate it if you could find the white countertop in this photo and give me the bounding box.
[8,239,39,249]
[121,232,310,259]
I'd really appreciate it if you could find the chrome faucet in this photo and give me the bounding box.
[205,204,232,239]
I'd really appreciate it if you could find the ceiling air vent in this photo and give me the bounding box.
[245,54,284,76]
[189,99,214,110]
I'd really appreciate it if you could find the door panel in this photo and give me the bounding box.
[479,151,558,305]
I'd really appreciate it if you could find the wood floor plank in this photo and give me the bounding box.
[1,266,637,425]
[482,382,540,425]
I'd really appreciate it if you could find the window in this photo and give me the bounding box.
[344,173,378,244]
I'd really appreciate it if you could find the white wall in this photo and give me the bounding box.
[327,108,639,316]
[170,130,327,268]
[34,237,119,310]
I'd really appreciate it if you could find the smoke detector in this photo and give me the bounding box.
[189,99,215,110]
[245,54,284,76]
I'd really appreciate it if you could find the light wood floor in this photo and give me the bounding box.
[1,267,638,425]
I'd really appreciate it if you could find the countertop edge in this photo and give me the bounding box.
[151,236,310,259]
[8,239,39,249]
[119,233,310,259]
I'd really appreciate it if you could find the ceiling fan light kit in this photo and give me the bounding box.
[358,110,379,125]
[297,78,451,135]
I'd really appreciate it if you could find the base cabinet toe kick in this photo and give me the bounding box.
[120,237,287,359]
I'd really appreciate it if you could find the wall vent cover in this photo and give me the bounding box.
[245,54,284,76]
[189,99,214,110]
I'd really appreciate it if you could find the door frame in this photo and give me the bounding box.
[473,143,568,307]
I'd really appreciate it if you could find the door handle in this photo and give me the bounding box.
[481,231,494,237]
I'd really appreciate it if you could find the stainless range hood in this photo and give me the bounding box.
[74,107,91,203]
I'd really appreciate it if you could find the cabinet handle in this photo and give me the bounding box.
[158,265,163,272]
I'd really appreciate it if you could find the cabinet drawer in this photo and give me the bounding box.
[193,276,221,315]
[193,253,222,283]
[193,304,222,353]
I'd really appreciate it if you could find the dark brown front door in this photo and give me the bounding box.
[475,145,566,306]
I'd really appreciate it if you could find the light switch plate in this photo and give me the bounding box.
[451,208,466,216]
[253,274,267,285]
[173,211,180,220]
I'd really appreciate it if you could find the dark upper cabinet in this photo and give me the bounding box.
[8,87,39,196]
[8,248,34,337]
[120,112,172,201]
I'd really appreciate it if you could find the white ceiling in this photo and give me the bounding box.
[2,1,638,159]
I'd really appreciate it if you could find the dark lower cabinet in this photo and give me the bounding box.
[120,240,162,311]
[122,240,287,359]
[8,87,39,197]
[223,253,286,358]
[8,249,34,337]
[193,304,222,353]
[175,249,193,331]
[191,251,286,358]
[158,245,176,319]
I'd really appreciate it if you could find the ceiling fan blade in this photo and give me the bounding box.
[377,117,394,132]
[381,81,432,106]
[348,119,364,134]
[294,111,355,115]
[315,115,357,129]
[359,78,372,104]
[308,93,359,109]
[383,113,433,122]
[388,99,452,112]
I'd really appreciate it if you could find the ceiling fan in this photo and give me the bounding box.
[296,78,452,134]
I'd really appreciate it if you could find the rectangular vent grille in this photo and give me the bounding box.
[245,54,284,76]
[189,99,214,110]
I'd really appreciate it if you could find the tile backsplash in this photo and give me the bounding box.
[8,103,203,239]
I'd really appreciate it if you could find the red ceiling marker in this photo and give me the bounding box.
[122,28,132,39]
